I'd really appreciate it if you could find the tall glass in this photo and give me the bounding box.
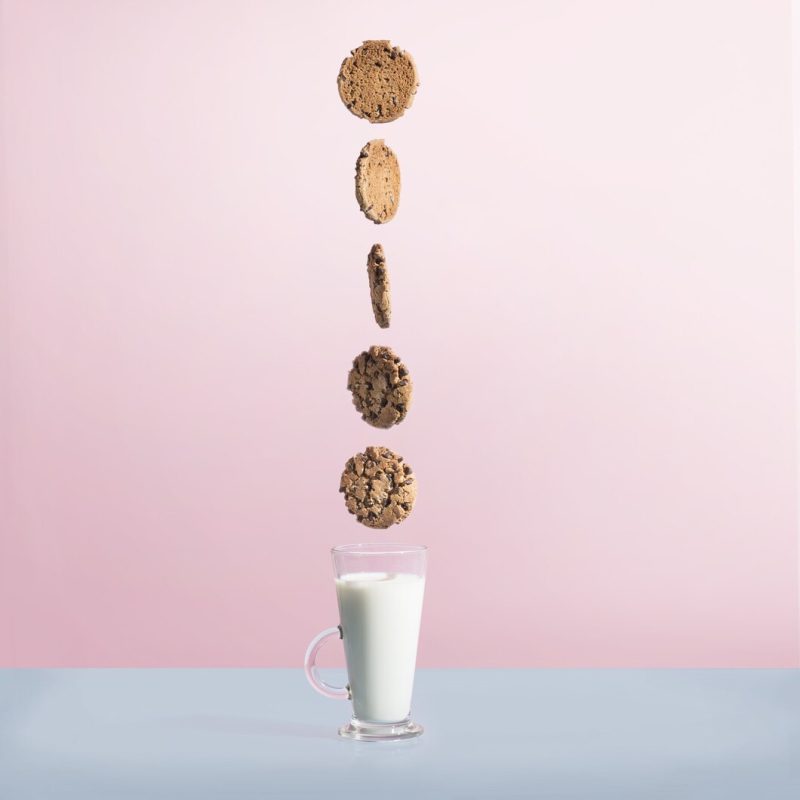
[304,543,427,741]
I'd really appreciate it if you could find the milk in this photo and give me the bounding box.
[336,572,425,723]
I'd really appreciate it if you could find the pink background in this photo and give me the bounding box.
[1,0,797,667]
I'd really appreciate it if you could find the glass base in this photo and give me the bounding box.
[338,716,423,741]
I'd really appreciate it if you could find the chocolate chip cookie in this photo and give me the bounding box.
[347,345,411,428]
[339,446,417,528]
[367,244,391,328]
[355,140,400,224]
[337,40,419,123]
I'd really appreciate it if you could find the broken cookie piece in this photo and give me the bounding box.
[339,445,417,528]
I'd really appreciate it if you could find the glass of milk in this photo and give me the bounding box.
[304,543,427,741]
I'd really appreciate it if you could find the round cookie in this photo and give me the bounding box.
[339,446,417,529]
[355,140,400,224]
[367,243,391,328]
[337,40,419,123]
[347,345,411,428]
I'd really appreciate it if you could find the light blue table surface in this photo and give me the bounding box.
[0,669,798,799]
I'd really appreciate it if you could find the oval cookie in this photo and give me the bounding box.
[355,140,400,224]
[337,40,419,123]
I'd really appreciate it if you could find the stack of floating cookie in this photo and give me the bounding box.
[337,40,419,529]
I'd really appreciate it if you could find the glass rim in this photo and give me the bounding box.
[331,543,427,556]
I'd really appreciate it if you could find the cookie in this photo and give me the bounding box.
[355,140,400,224]
[347,345,411,428]
[339,446,417,528]
[337,40,419,123]
[367,244,391,328]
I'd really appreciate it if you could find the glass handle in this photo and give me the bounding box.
[304,625,350,700]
